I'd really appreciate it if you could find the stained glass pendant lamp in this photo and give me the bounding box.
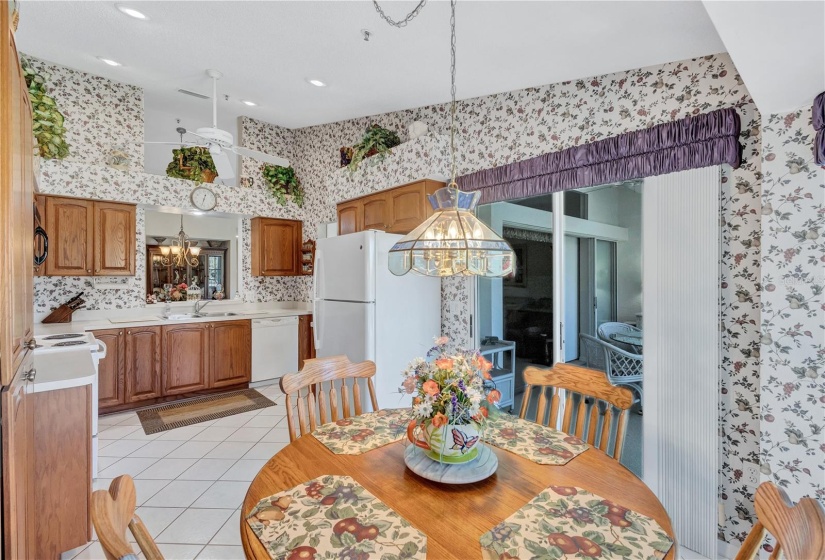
[384,0,515,278]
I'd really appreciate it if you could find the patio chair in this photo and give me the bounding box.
[580,334,643,407]
[597,322,642,353]
[579,333,607,371]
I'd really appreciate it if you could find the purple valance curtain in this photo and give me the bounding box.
[457,107,741,204]
[813,92,825,166]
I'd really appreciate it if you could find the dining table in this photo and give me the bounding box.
[241,432,676,559]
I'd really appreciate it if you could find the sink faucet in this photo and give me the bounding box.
[194,300,212,316]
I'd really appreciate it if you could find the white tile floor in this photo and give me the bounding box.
[63,382,288,560]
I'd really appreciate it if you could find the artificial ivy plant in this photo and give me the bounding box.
[261,164,305,207]
[165,146,218,183]
[347,124,401,172]
[22,59,70,159]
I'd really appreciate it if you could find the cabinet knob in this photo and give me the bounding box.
[87,269,92,273]
[23,339,37,350]
[23,368,36,382]
[127,330,131,334]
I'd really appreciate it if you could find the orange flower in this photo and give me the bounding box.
[434,358,454,371]
[478,406,489,418]
[431,412,448,428]
[413,397,422,405]
[422,380,439,396]
[434,336,449,346]
[487,389,502,404]
[402,376,416,394]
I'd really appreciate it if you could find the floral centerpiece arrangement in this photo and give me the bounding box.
[168,283,188,301]
[401,336,501,464]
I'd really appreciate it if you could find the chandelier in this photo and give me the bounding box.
[379,0,516,277]
[159,216,201,268]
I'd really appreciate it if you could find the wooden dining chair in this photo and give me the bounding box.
[520,363,634,460]
[91,475,164,560]
[280,355,379,441]
[735,482,825,560]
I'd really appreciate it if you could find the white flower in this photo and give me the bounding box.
[413,401,433,419]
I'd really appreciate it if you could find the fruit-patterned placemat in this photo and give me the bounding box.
[312,408,409,455]
[480,485,674,559]
[247,474,427,560]
[483,413,589,465]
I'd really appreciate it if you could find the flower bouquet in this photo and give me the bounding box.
[401,336,501,464]
[168,282,187,301]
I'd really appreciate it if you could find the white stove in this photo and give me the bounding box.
[33,331,106,477]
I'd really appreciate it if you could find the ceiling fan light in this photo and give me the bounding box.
[116,5,149,20]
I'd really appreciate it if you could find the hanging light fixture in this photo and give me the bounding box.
[159,216,201,268]
[377,0,515,277]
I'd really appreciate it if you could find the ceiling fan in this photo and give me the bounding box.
[144,69,289,181]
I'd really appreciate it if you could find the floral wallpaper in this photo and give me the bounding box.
[759,109,824,515]
[26,51,780,545]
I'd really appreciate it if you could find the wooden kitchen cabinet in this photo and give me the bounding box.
[336,179,443,236]
[162,323,209,395]
[298,314,316,370]
[125,326,162,403]
[93,328,125,410]
[27,383,92,559]
[251,217,302,276]
[209,320,252,388]
[42,195,136,277]
[337,200,361,235]
[94,201,136,275]
[2,359,32,560]
[0,20,36,383]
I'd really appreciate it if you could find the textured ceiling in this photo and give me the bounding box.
[15,1,725,131]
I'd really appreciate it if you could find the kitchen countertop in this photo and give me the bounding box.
[31,348,96,393]
[34,301,312,336]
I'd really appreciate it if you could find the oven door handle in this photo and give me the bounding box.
[34,226,48,266]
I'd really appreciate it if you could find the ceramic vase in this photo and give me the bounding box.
[407,419,481,464]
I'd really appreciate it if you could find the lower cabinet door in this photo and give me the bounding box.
[162,323,209,395]
[125,326,162,402]
[209,320,251,388]
[93,328,125,409]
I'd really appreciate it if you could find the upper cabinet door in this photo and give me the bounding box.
[45,196,94,276]
[387,182,430,234]
[337,201,361,235]
[362,195,388,231]
[251,218,302,276]
[94,201,135,276]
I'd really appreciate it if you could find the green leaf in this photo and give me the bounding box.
[285,533,306,550]
[340,531,357,547]
[603,542,634,556]
[399,541,419,558]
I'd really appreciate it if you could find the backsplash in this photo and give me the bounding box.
[28,51,775,543]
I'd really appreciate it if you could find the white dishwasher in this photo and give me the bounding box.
[251,316,300,383]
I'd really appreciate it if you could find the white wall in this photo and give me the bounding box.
[144,209,241,299]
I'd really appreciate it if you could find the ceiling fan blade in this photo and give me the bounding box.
[142,141,201,146]
[230,145,290,167]
[208,145,235,180]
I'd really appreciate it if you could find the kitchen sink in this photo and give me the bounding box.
[197,311,240,317]
[167,313,199,320]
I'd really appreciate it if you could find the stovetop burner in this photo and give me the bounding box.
[53,340,87,347]
[43,333,84,340]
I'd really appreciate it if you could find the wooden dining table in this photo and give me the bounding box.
[241,434,676,559]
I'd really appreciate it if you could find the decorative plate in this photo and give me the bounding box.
[404,442,498,484]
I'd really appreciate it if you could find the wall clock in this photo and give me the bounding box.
[190,186,217,211]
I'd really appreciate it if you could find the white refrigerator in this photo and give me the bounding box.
[314,230,441,409]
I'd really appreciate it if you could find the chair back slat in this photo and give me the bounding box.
[561,390,575,433]
[352,379,362,415]
[92,475,164,560]
[519,385,532,418]
[318,388,329,425]
[735,482,825,560]
[341,381,351,419]
[536,386,548,426]
[279,355,378,442]
[521,364,634,460]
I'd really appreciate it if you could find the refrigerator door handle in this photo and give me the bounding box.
[313,250,323,350]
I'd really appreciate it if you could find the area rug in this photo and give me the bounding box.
[136,389,276,434]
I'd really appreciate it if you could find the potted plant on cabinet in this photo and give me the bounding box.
[261,164,305,207]
[166,146,218,183]
[345,124,402,172]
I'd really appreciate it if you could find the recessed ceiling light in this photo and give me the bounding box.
[241,100,257,107]
[116,5,149,20]
[306,79,327,88]
[98,57,122,67]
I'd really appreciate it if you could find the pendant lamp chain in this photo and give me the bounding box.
[372,0,427,28]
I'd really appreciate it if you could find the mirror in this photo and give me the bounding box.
[145,208,241,301]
